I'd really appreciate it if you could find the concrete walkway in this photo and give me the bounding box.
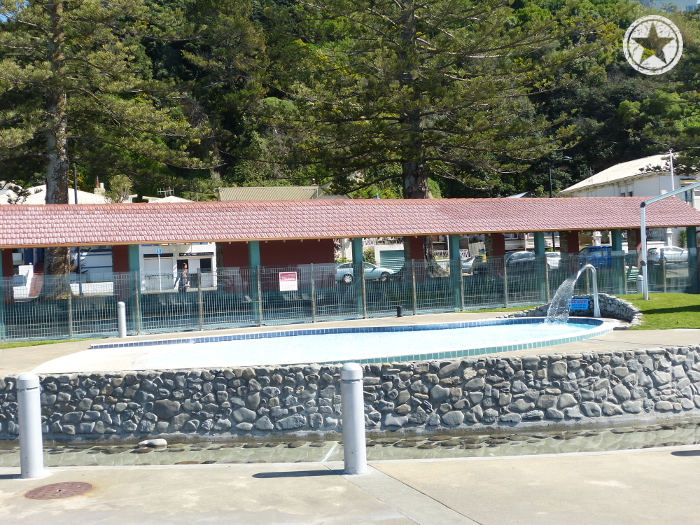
[1,315,700,524]
[1,444,699,524]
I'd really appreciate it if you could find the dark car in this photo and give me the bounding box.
[471,251,554,275]
[579,245,613,268]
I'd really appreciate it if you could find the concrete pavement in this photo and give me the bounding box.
[1,445,700,524]
[2,313,700,524]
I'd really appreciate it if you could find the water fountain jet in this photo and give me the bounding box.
[546,263,601,324]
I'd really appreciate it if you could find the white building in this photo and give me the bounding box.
[3,184,216,292]
[561,153,699,246]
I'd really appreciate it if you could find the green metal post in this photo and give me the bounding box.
[503,258,509,308]
[611,229,624,294]
[534,232,546,302]
[310,263,316,323]
[661,257,667,293]
[127,245,140,335]
[248,241,262,325]
[410,260,417,315]
[687,226,698,294]
[197,268,204,330]
[67,284,73,338]
[352,238,365,318]
[449,234,462,311]
[256,266,263,326]
[133,271,142,335]
[0,250,6,341]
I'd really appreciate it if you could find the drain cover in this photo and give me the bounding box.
[25,482,92,500]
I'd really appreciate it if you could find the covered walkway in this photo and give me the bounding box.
[1,197,700,342]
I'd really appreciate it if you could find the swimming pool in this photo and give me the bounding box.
[84,317,613,369]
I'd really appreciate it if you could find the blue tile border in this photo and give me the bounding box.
[90,317,611,367]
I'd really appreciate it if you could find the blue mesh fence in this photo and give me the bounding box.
[0,253,697,342]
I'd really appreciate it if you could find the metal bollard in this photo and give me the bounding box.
[117,301,127,338]
[18,373,43,479]
[340,363,367,475]
[636,274,644,294]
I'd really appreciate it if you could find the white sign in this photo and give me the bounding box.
[623,16,682,76]
[279,272,298,291]
[570,298,589,311]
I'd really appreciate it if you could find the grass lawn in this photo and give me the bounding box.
[0,338,91,350]
[470,293,700,330]
[624,293,700,330]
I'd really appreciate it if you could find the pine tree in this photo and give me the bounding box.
[270,0,620,200]
[0,0,212,278]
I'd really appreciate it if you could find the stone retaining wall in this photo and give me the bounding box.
[2,342,700,442]
[504,293,642,326]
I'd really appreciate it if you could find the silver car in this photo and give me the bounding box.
[647,246,688,263]
[334,262,394,283]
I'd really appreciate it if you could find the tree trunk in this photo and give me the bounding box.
[43,1,72,295]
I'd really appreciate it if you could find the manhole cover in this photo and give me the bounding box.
[25,482,92,500]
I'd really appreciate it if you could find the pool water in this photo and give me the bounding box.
[89,318,613,369]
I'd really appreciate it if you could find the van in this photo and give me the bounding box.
[579,245,613,268]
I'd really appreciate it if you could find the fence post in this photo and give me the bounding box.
[18,373,43,479]
[360,263,367,318]
[459,266,465,311]
[661,256,667,293]
[687,226,698,294]
[133,271,142,335]
[0,274,6,342]
[255,266,263,326]
[503,258,509,308]
[612,230,625,294]
[197,268,204,330]
[67,286,74,339]
[410,260,417,315]
[449,234,462,311]
[310,263,316,323]
[340,363,367,475]
[544,263,550,304]
[351,238,364,319]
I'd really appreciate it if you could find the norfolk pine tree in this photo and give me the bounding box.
[0,0,212,279]
[273,0,620,196]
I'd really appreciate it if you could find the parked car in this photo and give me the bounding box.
[579,245,614,268]
[472,251,557,275]
[334,262,394,283]
[647,246,688,263]
[505,251,559,271]
[546,252,561,269]
[461,256,477,273]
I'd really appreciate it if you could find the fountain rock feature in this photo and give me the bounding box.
[547,264,601,324]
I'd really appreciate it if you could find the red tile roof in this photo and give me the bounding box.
[1,197,699,248]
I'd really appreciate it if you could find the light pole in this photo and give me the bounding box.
[547,156,572,248]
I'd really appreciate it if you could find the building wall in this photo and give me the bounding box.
[223,240,334,268]
[260,239,334,267]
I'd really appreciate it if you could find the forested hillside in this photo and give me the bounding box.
[1,0,699,203]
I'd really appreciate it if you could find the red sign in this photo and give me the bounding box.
[279,272,298,291]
